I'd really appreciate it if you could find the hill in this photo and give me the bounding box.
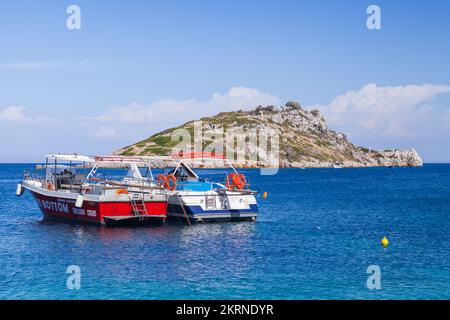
[114,102,423,168]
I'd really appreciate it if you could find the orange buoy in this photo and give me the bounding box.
[226,173,247,190]
[226,173,235,189]
[157,173,167,188]
[47,181,54,191]
[165,174,177,191]
[232,173,246,190]
[115,188,129,195]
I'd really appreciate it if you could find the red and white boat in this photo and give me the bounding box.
[17,154,168,226]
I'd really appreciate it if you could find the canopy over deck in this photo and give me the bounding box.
[44,154,238,172]
[46,154,95,163]
[94,155,159,166]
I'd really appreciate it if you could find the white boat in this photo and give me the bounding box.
[116,155,259,223]
[145,156,259,223]
[167,160,258,223]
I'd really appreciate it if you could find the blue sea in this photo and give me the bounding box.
[0,164,449,299]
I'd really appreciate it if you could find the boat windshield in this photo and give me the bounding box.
[45,165,78,176]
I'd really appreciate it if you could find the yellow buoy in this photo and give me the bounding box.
[263,191,268,199]
[381,236,389,247]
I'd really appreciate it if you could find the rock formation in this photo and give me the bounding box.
[115,102,423,168]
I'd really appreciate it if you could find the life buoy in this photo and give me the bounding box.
[115,188,129,195]
[47,181,54,191]
[233,173,246,190]
[165,174,177,191]
[157,173,167,188]
[226,173,235,189]
[226,173,246,190]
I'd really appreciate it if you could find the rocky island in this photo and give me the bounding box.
[115,102,423,168]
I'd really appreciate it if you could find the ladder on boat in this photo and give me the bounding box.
[205,194,216,210]
[129,193,148,216]
[176,193,191,227]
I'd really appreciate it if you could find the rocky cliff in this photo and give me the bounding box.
[115,102,423,168]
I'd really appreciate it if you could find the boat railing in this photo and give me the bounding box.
[86,177,166,196]
[23,171,44,185]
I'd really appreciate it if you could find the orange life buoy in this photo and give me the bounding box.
[165,174,177,191]
[226,173,246,190]
[157,173,167,188]
[233,173,246,190]
[47,181,54,191]
[115,188,129,195]
[226,173,235,189]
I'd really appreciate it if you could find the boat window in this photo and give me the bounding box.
[46,166,78,176]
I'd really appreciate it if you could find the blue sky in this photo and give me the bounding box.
[1,0,450,162]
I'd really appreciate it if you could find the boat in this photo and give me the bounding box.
[147,155,259,224]
[17,154,168,226]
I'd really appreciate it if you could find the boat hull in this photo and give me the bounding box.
[27,186,167,226]
[166,192,258,223]
[167,204,258,223]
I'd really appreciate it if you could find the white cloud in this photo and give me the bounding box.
[310,83,450,138]
[90,125,117,139]
[210,86,281,108]
[99,86,281,125]
[0,105,51,123]
[0,106,29,122]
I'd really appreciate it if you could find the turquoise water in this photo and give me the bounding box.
[0,164,449,299]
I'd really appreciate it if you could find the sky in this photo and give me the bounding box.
[0,0,450,162]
